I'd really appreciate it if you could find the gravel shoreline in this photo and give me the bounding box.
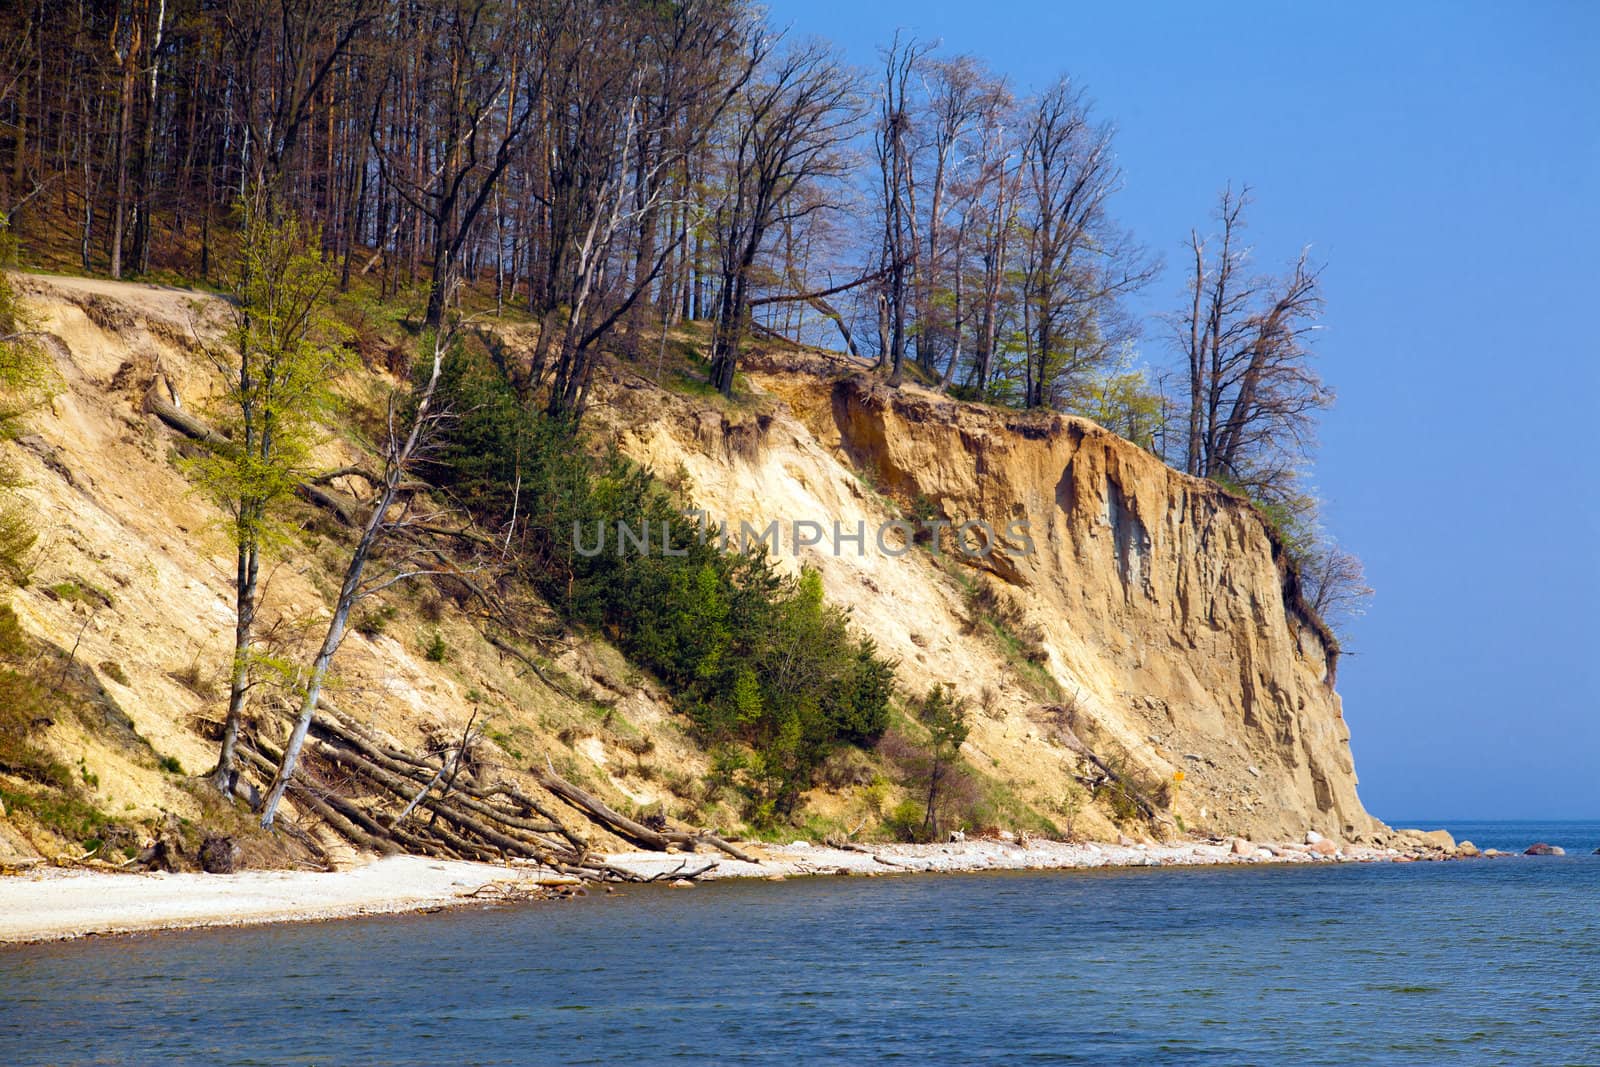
[0,835,1460,944]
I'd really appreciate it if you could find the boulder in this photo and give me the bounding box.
[1117,834,1135,847]
[135,832,188,872]
[1400,828,1456,851]
[1524,843,1565,856]
[1309,838,1338,856]
[1231,837,1255,856]
[200,834,242,874]
[1454,841,1480,858]
[668,878,695,888]
[1305,830,1324,845]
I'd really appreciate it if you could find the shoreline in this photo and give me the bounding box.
[0,836,1466,945]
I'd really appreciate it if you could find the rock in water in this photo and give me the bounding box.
[1524,843,1565,856]
[1455,841,1480,857]
[200,834,242,874]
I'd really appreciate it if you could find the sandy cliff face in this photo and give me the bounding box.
[601,362,1380,842]
[1,274,1379,864]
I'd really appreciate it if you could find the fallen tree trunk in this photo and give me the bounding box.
[535,762,760,864]
[144,390,225,446]
[536,763,674,850]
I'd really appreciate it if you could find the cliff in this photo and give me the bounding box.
[0,275,1380,868]
[598,355,1380,843]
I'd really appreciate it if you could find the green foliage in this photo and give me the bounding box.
[915,683,971,840]
[355,604,396,639]
[883,798,926,840]
[0,603,71,789]
[879,684,976,841]
[1095,754,1161,827]
[0,506,34,586]
[1060,349,1171,452]
[157,755,183,775]
[423,630,449,662]
[427,345,896,824]
[184,199,352,555]
[958,573,1059,700]
[0,786,113,846]
[1054,779,1086,841]
[0,220,56,586]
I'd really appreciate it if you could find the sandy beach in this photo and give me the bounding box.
[0,836,1440,944]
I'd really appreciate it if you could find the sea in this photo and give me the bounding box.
[1,820,1596,1065]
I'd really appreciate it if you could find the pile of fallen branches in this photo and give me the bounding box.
[238,701,754,883]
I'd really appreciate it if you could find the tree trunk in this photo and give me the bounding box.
[133,0,167,276]
[210,540,258,796]
[109,10,142,280]
[261,326,449,829]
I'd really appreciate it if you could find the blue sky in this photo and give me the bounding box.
[762,0,1600,819]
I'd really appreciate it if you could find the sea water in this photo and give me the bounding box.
[3,821,1597,1065]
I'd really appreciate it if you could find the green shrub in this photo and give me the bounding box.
[1,223,58,586]
[355,604,396,639]
[884,799,925,841]
[423,630,449,662]
[0,604,69,788]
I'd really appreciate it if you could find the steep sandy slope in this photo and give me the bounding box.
[598,355,1381,843]
[0,275,711,865]
[1,274,1380,867]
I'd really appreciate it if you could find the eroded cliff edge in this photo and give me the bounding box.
[0,274,1380,867]
[603,361,1381,843]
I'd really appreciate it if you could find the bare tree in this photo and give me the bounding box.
[106,0,147,279]
[963,89,1023,397]
[534,0,755,417]
[871,34,931,385]
[260,300,456,829]
[226,0,379,195]
[372,0,549,327]
[1016,78,1154,409]
[914,54,990,377]
[1180,185,1330,504]
[1302,541,1373,631]
[706,38,857,397]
